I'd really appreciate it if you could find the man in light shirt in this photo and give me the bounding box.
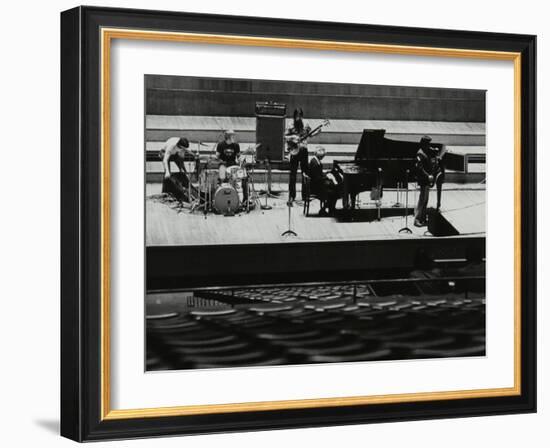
[159,137,191,179]
[158,136,193,200]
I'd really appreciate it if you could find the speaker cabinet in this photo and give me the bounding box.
[255,102,286,161]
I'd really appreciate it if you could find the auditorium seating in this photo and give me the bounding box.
[146,277,485,371]
[145,117,486,184]
[145,76,487,185]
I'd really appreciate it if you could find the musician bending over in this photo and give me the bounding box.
[309,147,341,216]
[159,136,194,201]
[216,129,248,202]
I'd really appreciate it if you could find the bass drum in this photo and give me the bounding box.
[213,184,240,214]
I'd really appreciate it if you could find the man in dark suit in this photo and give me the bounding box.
[414,135,436,227]
[308,146,341,216]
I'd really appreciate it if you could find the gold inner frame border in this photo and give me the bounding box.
[99,27,522,421]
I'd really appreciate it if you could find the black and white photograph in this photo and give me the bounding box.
[145,75,486,371]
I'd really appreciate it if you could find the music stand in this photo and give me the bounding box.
[260,159,273,210]
[392,182,403,208]
[398,170,413,234]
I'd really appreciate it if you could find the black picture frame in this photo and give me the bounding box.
[61,6,536,442]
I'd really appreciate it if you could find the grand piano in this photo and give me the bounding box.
[333,129,466,210]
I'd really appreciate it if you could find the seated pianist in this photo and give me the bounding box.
[308,146,342,216]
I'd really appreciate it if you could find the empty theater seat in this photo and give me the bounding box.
[146,277,485,371]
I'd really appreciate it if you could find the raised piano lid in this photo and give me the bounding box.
[354,129,443,161]
[354,129,386,161]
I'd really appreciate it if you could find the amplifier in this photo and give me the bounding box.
[256,102,287,161]
[255,101,287,116]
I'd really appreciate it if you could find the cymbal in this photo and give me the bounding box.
[242,144,259,155]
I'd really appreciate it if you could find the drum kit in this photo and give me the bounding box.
[188,143,260,216]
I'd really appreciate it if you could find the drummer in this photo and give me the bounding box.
[215,129,248,202]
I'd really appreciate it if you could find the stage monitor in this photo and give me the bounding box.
[427,209,460,237]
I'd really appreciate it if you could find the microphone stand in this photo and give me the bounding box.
[392,182,403,208]
[398,170,412,234]
[260,159,273,210]
[281,199,297,237]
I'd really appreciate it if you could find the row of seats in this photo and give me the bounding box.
[144,116,487,181]
[147,280,485,371]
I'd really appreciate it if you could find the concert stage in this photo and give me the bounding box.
[145,76,487,290]
[146,182,485,290]
[146,183,485,246]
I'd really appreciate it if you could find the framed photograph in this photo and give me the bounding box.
[60,6,536,441]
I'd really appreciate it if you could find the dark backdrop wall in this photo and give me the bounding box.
[145,75,486,122]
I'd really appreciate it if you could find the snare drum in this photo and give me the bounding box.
[239,153,256,168]
[213,184,240,214]
[227,165,247,180]
[218,164,228,181]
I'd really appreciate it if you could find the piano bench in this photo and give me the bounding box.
[303,193,327,216]
[302,174,327,216]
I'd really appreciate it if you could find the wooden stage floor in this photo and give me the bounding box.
[146,183,485,247]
